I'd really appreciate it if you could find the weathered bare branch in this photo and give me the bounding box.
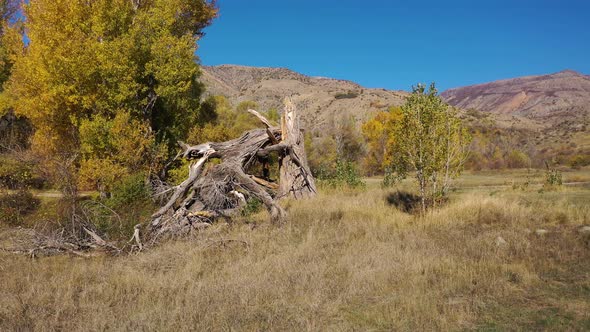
[152,149,213,220]
[247,109,280,144]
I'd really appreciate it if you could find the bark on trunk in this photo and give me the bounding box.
[279,98,317,198]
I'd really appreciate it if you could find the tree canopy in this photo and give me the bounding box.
[3,0,217,155]
[0,0,217,193]
[364,83,471,212]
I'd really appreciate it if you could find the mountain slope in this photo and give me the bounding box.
[200,65,590,164]
[441,70,590,120]
[442,70,590,154]
[200,65,407,135]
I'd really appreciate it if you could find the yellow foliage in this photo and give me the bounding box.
[2,0,216,190]
[361,106,403,174]
[78,158,128,192]
[187,122,233,144]
[79,111,167,192]
[5,0,217,156]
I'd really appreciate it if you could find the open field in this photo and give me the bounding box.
[1,169,590,331]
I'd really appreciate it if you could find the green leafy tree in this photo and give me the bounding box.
[387,83,471,212]
[543,160,562,188]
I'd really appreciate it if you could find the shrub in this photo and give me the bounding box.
[568,154,590,169]
[506,150,531,168]
[241,198,263,217]
[108,173,151,208]
[0,156,45,189]
[167,159,190,186]
[543,162,562,190]
[334,91,359,99]
[0,190,41,225]
[317,160,365,189]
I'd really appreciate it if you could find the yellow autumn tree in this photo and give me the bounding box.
[4,0,217,193]
[78,112,167,194]
[361,106,403,175]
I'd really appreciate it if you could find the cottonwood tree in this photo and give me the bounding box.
[77,112,167,196]
[3,0,217,194]
[361,106,403,175]
[0,0,27,148]
[0,0,19,89]
[386,83,470,213]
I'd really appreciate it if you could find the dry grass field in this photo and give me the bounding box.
[1,170,590,331]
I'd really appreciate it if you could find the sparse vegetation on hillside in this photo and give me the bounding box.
[334,90,359,99]
[443,70,590,168]
[202,64,590,174]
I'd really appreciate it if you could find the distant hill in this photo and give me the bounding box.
[441,70,590,155]
[200,65,407,135]
[441,70,590,120]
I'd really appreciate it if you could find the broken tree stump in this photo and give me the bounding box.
[148,98,316,240]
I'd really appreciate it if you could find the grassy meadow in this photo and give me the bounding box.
[1,169,590,331]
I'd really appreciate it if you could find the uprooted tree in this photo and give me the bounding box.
[0,98,316,256]
[147,98,316,242]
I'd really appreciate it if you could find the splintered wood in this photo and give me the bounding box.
[149,98,316,239]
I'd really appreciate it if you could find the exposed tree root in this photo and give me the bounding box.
[146,98,316,241]
[0,98,316,256]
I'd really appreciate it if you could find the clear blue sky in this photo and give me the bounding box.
[197,0,590,91]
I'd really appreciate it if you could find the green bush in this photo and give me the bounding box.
[108,173,151,208]
[241,198,263,217]
[0,156,45,189]
[0,190,41,225]
[317,160,365,189]
[543,164,562,189]
[167,159,190,186]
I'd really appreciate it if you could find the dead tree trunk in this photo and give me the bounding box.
[148,98,316,241]
[279,98,316,198]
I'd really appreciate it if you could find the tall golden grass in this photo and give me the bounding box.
[1,188,589,331]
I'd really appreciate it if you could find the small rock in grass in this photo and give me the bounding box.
[535,229,549,236]
[495,236,508,247]
[579,226,590,234]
